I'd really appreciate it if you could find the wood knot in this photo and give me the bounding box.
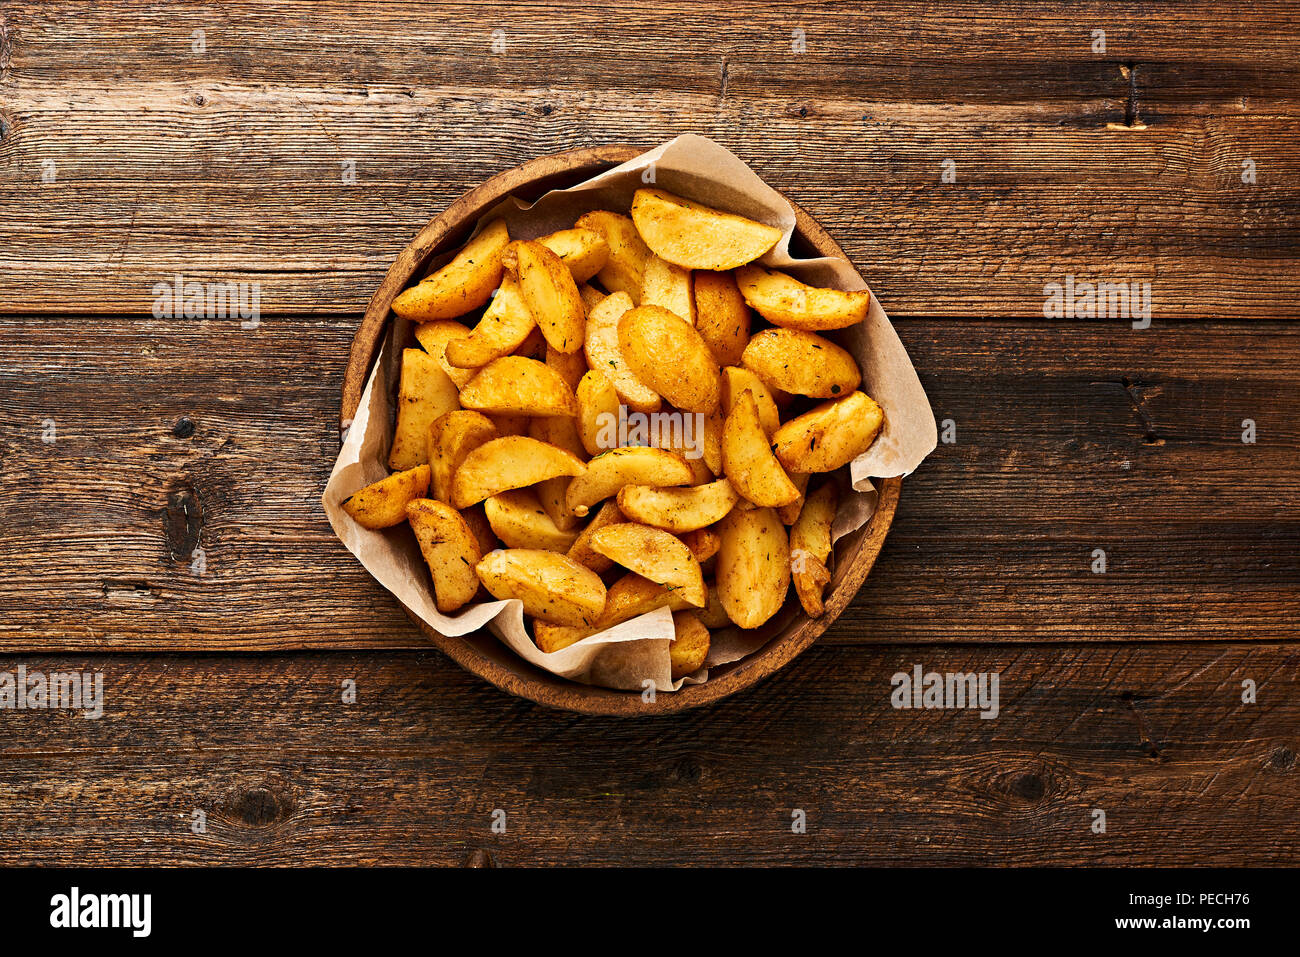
[990,764,1060,805]
[173,416,195,438]
[673,756,703,783]
[1267,747,1296,772]
[163,483,203,560]
[222,782,295,828]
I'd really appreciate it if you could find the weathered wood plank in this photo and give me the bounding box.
[1,2,1297,317]
[0,643,1294,865]
[0,315,1294,651]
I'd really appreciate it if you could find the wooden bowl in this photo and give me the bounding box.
[341,145,901,716]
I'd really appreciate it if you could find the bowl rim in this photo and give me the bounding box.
[340,144,901,716]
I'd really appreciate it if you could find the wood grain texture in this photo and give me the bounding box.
[1,2,1298,317]
[0,643,1293,865]
[1,315,1294,651]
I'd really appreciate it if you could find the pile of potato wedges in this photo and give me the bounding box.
[342,188,884,682]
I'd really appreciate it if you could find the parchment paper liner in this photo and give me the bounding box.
[324,134,936,692]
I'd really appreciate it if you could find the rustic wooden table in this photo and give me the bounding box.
[1,1,1296,866]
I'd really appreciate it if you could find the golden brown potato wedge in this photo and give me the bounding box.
[389,348,461,470]
[575,369,622,457]
[512,324,548,361]
[458,356,579,418]
[617,305,721,414]
[680,527,721,563]
[426,410,498,504]
[741,328,861,399]
[723,391,801,508]
[697,582,732,628]
[630,188,781,270]
[503,227,609,284]
[735,265,872,331]
[669,611,711,680]
[616,478,738,533]
[693,270,752,366]
[461,504,499,557]
[392,219,510,321]
[566,499,625,574]
[565,446,694,517]
[546,342,588,393]
[534,619,595,653]
[452,435,586,508]
[776,471,812,525]
[596,572,700,628]
[413,321,477,389]
[575,210,651,303]
[511,240,586,354]
[639,254,696,325]
[443,274,535,369]
[342,464,431,529]
[716,506,790,629]
[406,498,482,613]
[720,366,781,437]
[584,292,661,414]
[589,523,706,607]
[578,282,606,312]
[789,481,839,616]
[475,549,607,627]
[484,488,580,552]
[528,416,585,532]
[772,391,884,473]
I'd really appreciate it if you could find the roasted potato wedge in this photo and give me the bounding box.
[670,611,711,680]
[575,210,651,303]
[534,619,595,653]
[565,499,625,574]
[772,391,884,473]
[511,240,585,354]
[342,464,431,529]
[630,189,781,271]
[475,549,607,626]
[503,227,609,284]
[426,410,499,504]
[697,583,732,628]
[459,356,579,418]
[716,506,790,629]
[443,274,535,369]
[617,305,721,414]
[406,498,482,613]
[584,292,661,414]
[640,254,695,325]
[693,270,752,366]
[528,416,585,532]
[413,321,477,389]
[720,366,781,437]
[723,391,801,508]
[616,478,738,533]
[461,504,499,557]
[741,328,861,399]
[546,342,588,393]
[389,348,461,470]
[452,435,586,508]
[595,572,699,628]
[735,265,871,331]
[789,481,839,616]
[484,488,580,552]
[392,219,509,321]
[575,369,622,457]
[776,471,812,525]
[565,446,694,517]
[589,523,706,607]
[512,324,548,361]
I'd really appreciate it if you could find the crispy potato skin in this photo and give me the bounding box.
[584,292,661,413]
[406,497,482,613]
[452,436,586,508]
[392,219,510,321]
[565,447,694,517]
[734,265,871,331]
[484,488,580,551]
[640,254,696,325]
[458,355,579,418]
[716,506,791,629]
[534,619,596,653]
[720,366,781,437]
[595,572,699,628]
[575,369,622,458]
[443,274,535,369]
[565,499,625,574]
[589,523,707,607]
[475,548,608,626]
[630,189,781,271]
[693,270,752,366]
[427,411,498,504]
[388,348,461,471]
[342,465,432,529]
[575,211,651,303]
[789,481,839,616]
[414,321,477,389]
[669,611,711,680]
[617,305,721,414]
[772,391,884,473]
[512,240,586,355]
[504,227,609,284]
[741,328,861,399]
[723,391,801,508]
[616,479,738,533]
